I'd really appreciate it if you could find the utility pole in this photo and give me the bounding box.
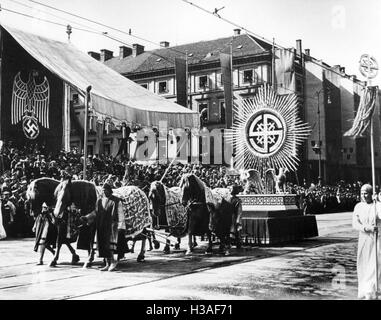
[316,89,323,185]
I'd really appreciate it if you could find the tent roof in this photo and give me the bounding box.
[2,25,199,129]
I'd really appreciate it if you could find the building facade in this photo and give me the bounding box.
[80,29,381,184]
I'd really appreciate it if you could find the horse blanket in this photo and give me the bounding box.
[112,186,152,238]
[164,186,187,238]
[205,186,232,208]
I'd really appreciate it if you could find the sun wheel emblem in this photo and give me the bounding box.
[246,109,286,156]
[225,85,311,171]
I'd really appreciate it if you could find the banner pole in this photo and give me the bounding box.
[367,74,378,294]
[83,86,92,180]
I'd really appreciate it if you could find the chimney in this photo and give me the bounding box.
[296,39,302,56]
[234,28,241,36]
[305,49,310,56]
[100,49,113,62]
[132,44,145,57]
[119,46,132,59]
[88,51,100,61]
[340,66,345,74]
[160,41,170,48]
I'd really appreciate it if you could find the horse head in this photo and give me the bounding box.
[179,173,205,207]
[179,174,191,206]
[54,178,72,218]
[148,181,166,217]
[26,178,59,217]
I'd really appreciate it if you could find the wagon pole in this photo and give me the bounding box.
[160,135,188,183]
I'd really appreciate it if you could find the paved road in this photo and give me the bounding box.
[0,212,359,300]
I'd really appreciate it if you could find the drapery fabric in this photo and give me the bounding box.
[3,25,199,129]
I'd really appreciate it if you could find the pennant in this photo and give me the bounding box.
[175,58,187,107]
[344,86,378,137]
[274,48,295,95]
[220,53,233,128]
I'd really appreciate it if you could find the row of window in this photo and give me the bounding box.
[139,65,269,94]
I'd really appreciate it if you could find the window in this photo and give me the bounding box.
[243,69,253,83]
[140,83,148,89]
[104,144,111,156]
[220,100,226,124]
[87,145,94,156]
[216,73,223,88]
[72,93,79,104]
[198,75,209,90]
[326,87,332,104]
[158,81,168,94]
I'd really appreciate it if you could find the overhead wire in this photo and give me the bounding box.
[180,0,364,83]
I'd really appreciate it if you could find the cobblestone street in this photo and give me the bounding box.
[0,212,359,300]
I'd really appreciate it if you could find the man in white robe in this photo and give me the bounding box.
[352,184,381,300]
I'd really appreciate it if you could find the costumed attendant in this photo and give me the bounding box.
[81,182,126,272]
[0,199,6,239]
[32,202,56,265]
[352,184,381,300]
[230,185,243,249]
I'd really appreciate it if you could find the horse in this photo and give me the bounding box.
[149,180,194,253]
[53,179,152,266]
[179,173,235,255]
[25,178,80,266]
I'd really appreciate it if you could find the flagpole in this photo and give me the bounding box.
[83,85,91,180]
[369,80,379,294]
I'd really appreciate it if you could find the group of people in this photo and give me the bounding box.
[0,140,369,241]
[1,141,381,298]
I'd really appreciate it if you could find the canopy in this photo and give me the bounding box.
[2,25,199,129]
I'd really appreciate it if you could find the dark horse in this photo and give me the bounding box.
[149,181,195,253]
[179,173,235,255]
[53,179,152,266]
[25,178,80,266]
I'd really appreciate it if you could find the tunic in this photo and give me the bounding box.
[93,195,125,258]
[33,211,57,252]
[352,201,381,299]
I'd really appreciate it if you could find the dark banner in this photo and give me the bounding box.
[1,27,63,153]
[175,57,187,108]
[220,53,232,128]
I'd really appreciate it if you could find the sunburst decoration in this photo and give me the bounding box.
[226,85,311,172]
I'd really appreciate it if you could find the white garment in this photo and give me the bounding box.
[352,201,381,299]
[0,202,7,239]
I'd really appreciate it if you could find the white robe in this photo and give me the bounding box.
[352,201,381,299]
[0,203,6,239]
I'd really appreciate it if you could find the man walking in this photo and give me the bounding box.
[84,183,126,272]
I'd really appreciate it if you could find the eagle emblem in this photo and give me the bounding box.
[11,71,50,140]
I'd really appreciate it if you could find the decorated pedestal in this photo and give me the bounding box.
[238,194,318,245]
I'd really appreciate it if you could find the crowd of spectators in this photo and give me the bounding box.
[0,140,365,239]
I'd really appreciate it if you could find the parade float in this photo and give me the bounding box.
[227,85,318,245]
